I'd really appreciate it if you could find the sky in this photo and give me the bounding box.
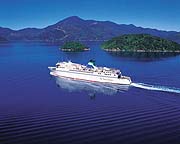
[0,0,180,31]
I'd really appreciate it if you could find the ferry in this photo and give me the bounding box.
[48,60,131,85]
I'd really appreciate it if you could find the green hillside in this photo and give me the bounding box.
[102,34,180,52]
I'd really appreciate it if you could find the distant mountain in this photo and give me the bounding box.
[0,16,180,43]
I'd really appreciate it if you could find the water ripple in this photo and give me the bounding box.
[1,104,180,144]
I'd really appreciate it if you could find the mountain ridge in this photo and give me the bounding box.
[0,16,180,43]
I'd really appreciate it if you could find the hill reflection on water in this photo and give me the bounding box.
[108,51,180,61]
[54,77,130,95]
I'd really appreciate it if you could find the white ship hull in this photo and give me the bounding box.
[49,67,131,85]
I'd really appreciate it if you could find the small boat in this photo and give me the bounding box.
[48,60,131,85]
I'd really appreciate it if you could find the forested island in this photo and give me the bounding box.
[102,34,180,52]
[61,41,89,52]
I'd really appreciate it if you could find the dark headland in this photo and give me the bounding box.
[0,36,8,42]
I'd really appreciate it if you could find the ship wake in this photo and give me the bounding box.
[131,83,180,94]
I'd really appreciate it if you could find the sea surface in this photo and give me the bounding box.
[0,42,180,144]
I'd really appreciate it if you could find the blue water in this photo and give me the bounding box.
[0,42,180,144]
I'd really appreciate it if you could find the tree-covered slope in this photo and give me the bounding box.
[102,34,180,52]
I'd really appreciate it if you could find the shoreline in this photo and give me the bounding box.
[103,49,180,53]
[61,48,90,52]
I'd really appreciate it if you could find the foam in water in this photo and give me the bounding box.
[131,83,180,94]
[53,76,180,94]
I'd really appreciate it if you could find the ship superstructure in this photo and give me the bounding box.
[48,60,131,85]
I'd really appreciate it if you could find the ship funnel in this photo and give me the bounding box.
[88,60,97,69]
